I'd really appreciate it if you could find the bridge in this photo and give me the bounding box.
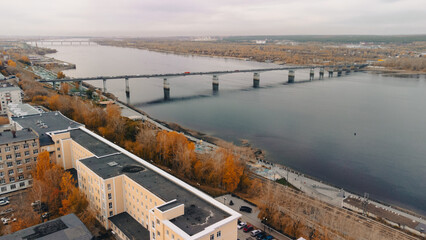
[38,64,368,102]
[27,40,93,46]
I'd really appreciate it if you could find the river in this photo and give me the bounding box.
[44,42,426,216]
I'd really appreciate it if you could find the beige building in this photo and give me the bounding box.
[12,112,240,240]
[0,128,39,194]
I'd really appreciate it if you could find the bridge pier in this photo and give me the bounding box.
[328,70,333,77]
[52,81,57,90]
[319,68,324,79]
[288,70,295,83]
[103,78,107,92]
[125,78,130,104]
[309,68,314,81]
[212,75,219,92]
[337,67,343,77]
[253,72,260,88]
[163,78,170,100]
[78,81,82,91]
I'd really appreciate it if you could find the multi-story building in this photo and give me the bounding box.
[12,112,240,240]
[0,85,22,115]
[0,128,39,194]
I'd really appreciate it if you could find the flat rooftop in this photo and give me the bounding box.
[8,103,40,117]
[80,152,230,236]
[0,213,92,240]
[69,129,118,157]
[0,128,38,145]
[12,112,83,146]
[109,212,150,240]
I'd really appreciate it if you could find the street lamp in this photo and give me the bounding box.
[263,217,268,232]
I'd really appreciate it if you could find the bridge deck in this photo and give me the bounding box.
[39,64,366,82]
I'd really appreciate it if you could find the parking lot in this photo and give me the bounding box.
[215,194,291,240]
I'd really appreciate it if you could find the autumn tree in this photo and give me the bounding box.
[57,71,66,79]
[60,83,70,95]
[7,60,16,67]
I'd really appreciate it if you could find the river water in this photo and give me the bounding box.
[45,43,426,216]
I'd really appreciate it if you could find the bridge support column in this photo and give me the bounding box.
[125,78,130,104]
[337,67,342,77]
[163,78,170,100]
[309,68,314,81]
[103,78,107,92]
[52,81,56,90]
[253,72,260,88]
[212,75,219,92]
[319,68,324,79]
[328,70,333,77]
[288,70,295,83]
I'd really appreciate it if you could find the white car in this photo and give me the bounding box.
[1,217,15,225]
[0,200,9,206]
[251,229,262,237]
[237,221,246,229]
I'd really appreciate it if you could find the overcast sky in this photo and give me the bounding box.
[2,0,426,37]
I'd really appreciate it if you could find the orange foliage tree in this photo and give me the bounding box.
[57,71,66,79]
[7,60,16,67]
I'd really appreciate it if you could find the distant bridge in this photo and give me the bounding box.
[27,40,93,46]
[38,64,368,102]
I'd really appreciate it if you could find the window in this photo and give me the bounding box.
[5,147,10,152]
[156,219,160,225]
[109,211,113,216]
[8,170,14,175]
[33,149,38,154]
[23,143,29,149]
[24,151,30,156]
[25,158,30,163]
[0,164,3,169]
[108,193,112,200]
[0,180,5,184]
[18,175,24,180]
[34,157,37,162]
[1,187,6,191]
[157,231,160,237]
[56,140,59,144]
[217,231,221,237]
[109,202,112,209]
[16,160,22,165]
[26,166,31,171]
[58,154,61,158]
[0,156,2,161]
[6,162,12,167]
[9,177,15,182]
[0,172,3,177]
[172,234,175,240]
[32,142,37,147]
[210,234,214,240]
[19,182,25,187]
[152,221,155,228]
[6,155,12,160]
[10,184,16,189]
[15,153,21,158]
[107,184,111,190]
[14,146,19,151]
[17,168,23,173]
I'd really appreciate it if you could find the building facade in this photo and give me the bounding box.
[0,129,39,194]
[0,86,22,115]
[12,112,240,240]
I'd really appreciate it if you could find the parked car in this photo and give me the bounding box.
[262,235,274,240]
[31,200,41,207]
[237,221,247,229]
[251,229,262,237]
[1,217,16,225]
[243,225,254,232]
[239,206,252,213]
[0,199,9,206]
[256,231,267,239]
[0,208,14,215]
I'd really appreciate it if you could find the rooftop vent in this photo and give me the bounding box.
[107,161,118,167]
[122,165,145,173]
